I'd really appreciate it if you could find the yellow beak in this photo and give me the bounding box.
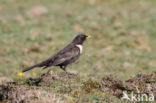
[87,35,92,39]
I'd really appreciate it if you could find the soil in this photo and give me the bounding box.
[0,71,155,103]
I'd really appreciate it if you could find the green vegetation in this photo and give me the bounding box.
[0,0,155,102]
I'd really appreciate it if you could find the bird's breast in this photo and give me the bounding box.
[76,45,83,54]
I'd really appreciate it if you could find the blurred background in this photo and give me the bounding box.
[0,0,156,80]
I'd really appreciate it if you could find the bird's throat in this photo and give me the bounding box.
[76,45,83,54]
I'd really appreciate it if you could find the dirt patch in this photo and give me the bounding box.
[0,71,79,103]
[125,73,156,99]
[0,82,65,103]
[100,73,156,99]
[82,80,100,93]
[25,5,48,19]
[25,71,61,86]
[25,71,77,86]
[100,75,126,98]
[0,76,13,84]
[0,71,155,102]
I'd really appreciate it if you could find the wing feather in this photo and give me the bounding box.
[52,44,80,66]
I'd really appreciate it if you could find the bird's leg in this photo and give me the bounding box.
[60,65,68,74]
[60,66,74,76]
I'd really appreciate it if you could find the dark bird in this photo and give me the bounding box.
[22,34,91,74]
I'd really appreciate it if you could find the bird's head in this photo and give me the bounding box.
[72,34,91,45]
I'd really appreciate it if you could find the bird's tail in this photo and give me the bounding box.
[22,58,52,72]
[22,65,38,72]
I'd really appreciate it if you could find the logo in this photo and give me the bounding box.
[122,91,154,102]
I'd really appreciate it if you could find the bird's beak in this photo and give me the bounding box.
[87,35,92,39]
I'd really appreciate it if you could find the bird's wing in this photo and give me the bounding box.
[52,43,80,66]
[35,43,75,68]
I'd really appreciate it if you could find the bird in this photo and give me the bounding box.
[22,34,91,75]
